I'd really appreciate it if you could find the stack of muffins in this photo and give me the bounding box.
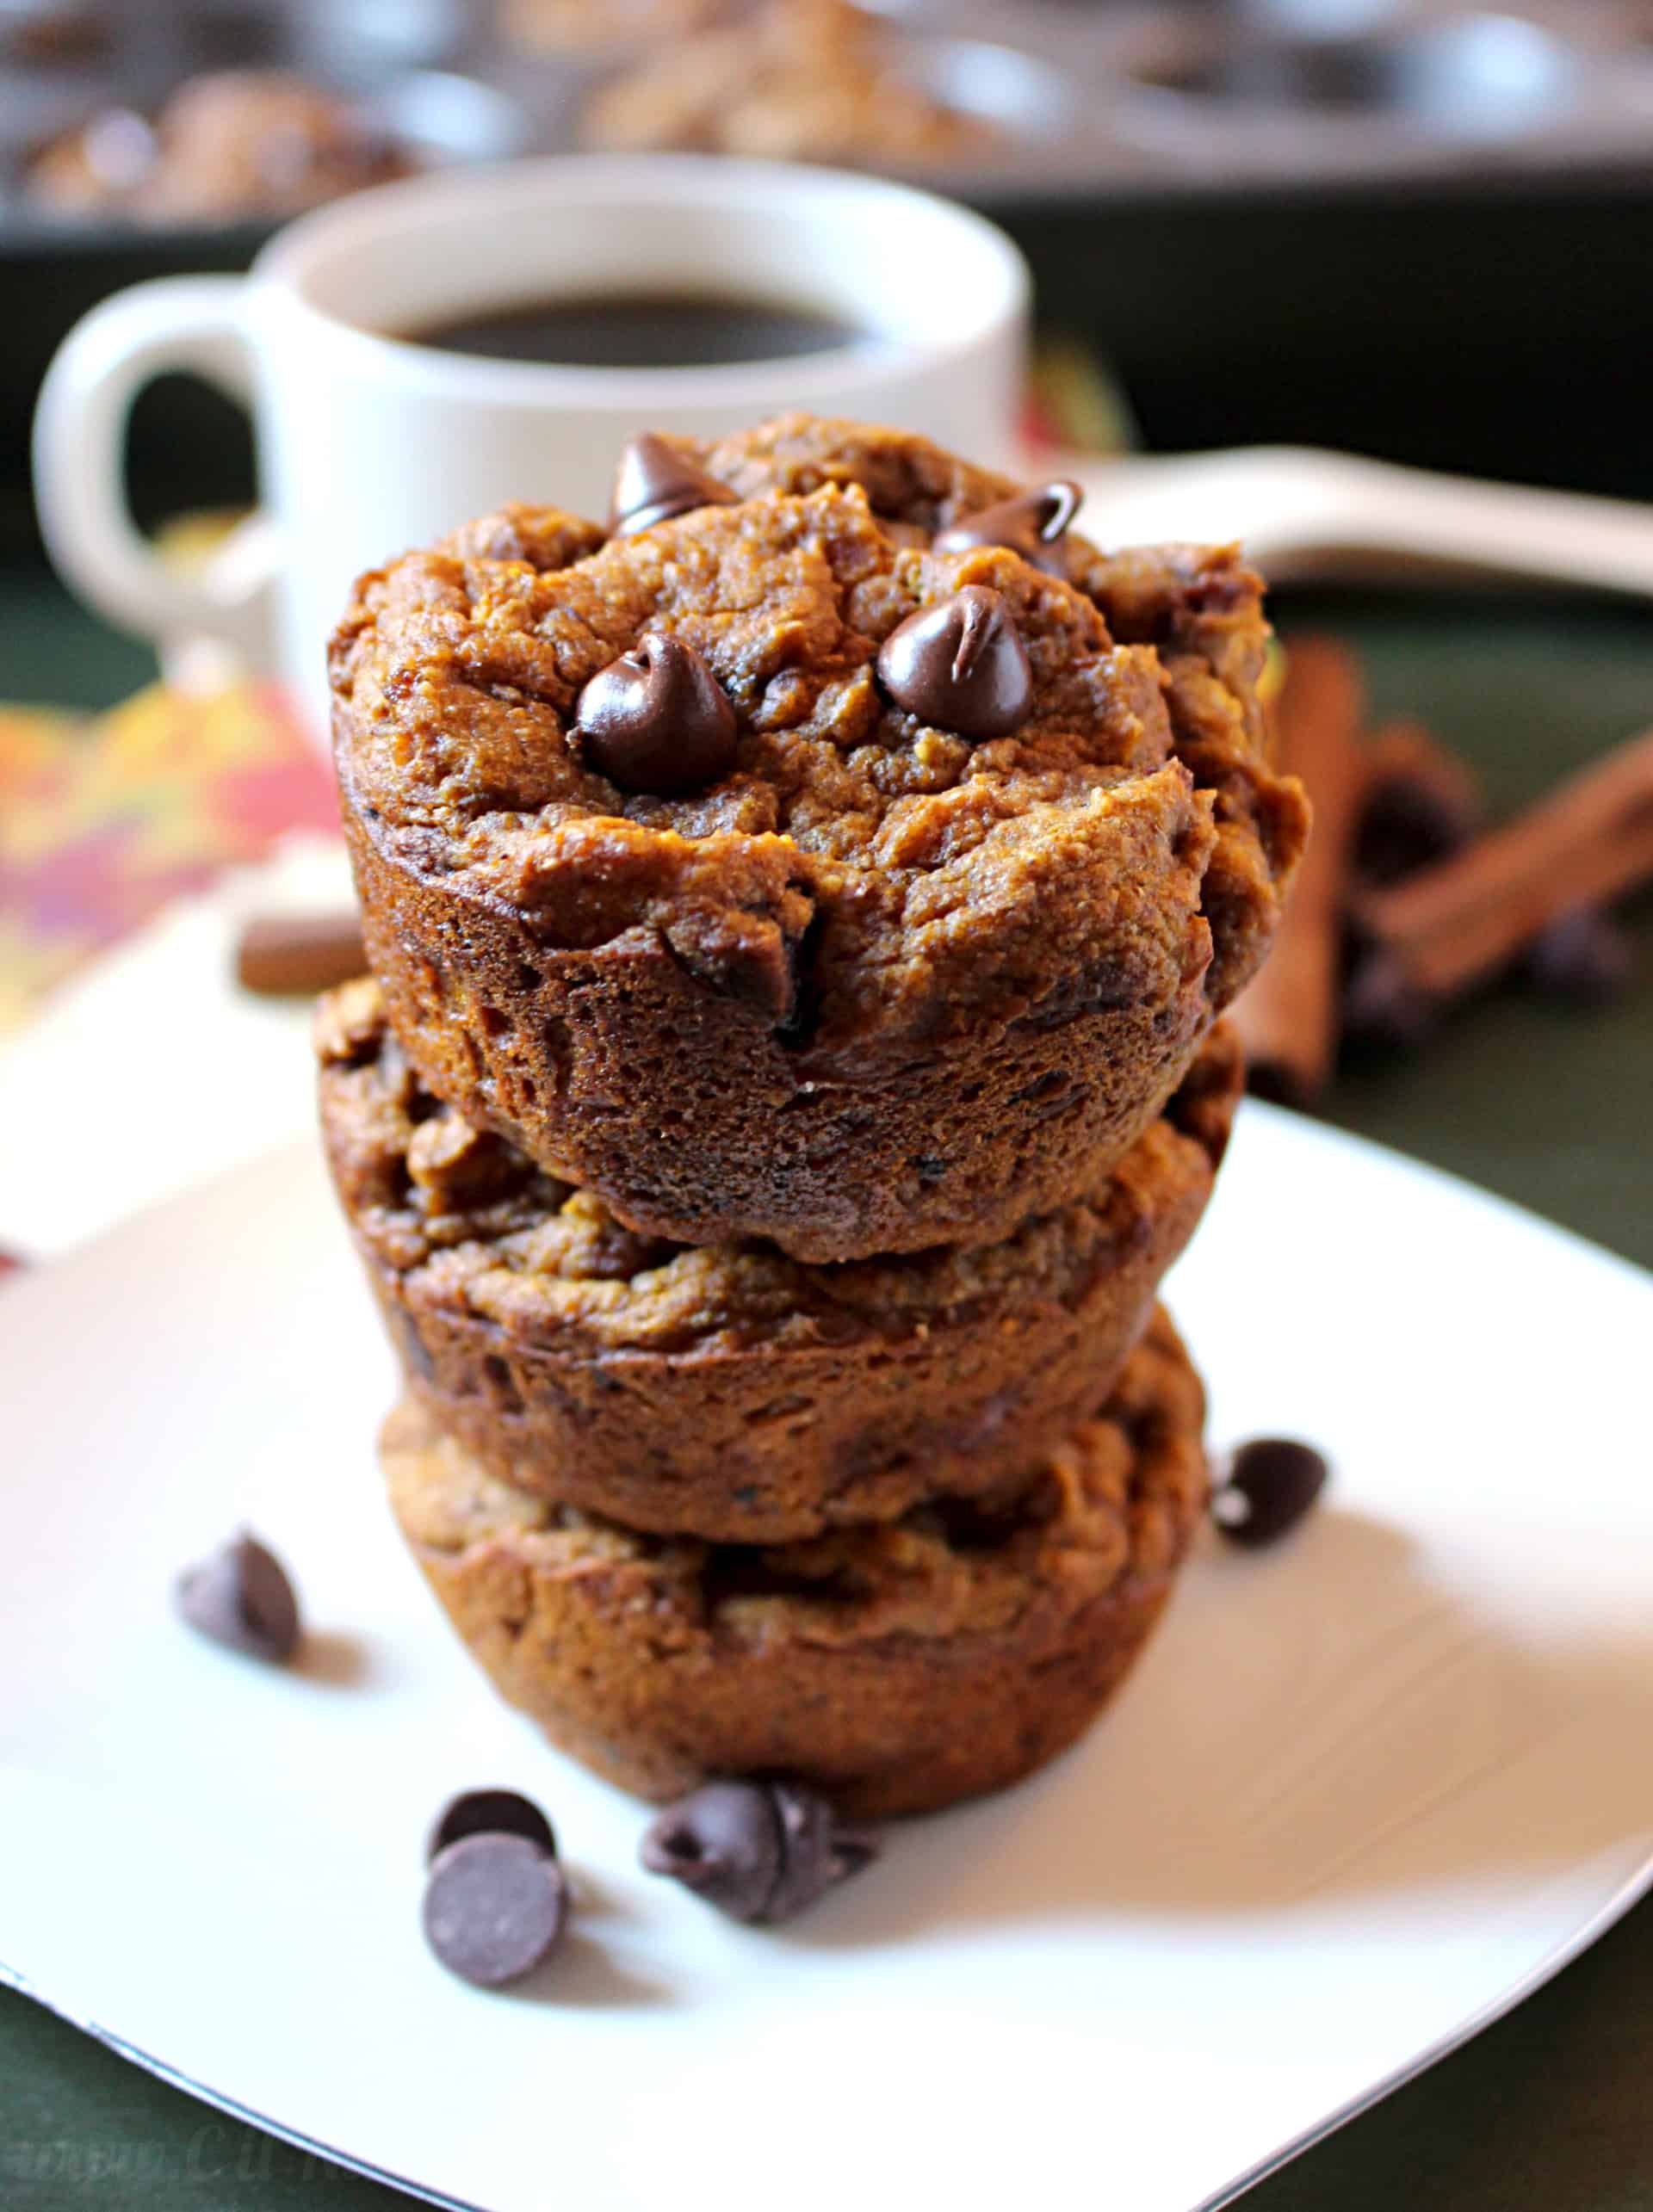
[319,415,1307,1821]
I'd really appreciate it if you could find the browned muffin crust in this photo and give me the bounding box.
[383,1307,1208,1820]
[689,413,1305,1013]
[331,412,1304,1260]
[319,979,1238,1542]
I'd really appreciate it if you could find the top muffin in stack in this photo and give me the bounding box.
[331,415,1306,1264]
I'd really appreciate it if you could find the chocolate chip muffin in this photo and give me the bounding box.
[382,1307,1208,1820]
[331,413,1304,1261]
[505,0,727,53]
[580,0,994,168]
[319,978,1237,1542]
[28,71,413,225]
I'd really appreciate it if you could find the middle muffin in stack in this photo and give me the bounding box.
[322,413,1306,1820]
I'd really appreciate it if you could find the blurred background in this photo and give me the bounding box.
[7,0,1653,567]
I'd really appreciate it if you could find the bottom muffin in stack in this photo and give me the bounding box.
[381,1312,1205,1820]
[319,984,1222,1820]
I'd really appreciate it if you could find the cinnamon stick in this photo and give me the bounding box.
[1350,726,1653,1001]
[1230,636,1365,1105]
[234,911,367,998]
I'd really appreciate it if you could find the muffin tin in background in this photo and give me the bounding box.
[1075,2,1653,189]
[392,0,1653,204]
[5,0,1653,535]
[538,0,1653,200]
[0,0,525,228]
[8,0,1653,228]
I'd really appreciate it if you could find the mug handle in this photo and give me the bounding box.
[32,275,280,670]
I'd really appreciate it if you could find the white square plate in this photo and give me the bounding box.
[1,1103,1649,2212]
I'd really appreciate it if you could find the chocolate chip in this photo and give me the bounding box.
[1212,1438,1329,1548]
[1523,905,1635,1006]
[767,1783,877,1922]
[640,1780,876,1925]
[574,633,738,795]
[426,1789,557,1866]
[175,1532,301,1663]
[641,1782,777,1921]
[422,1833,568,1986]
[932,480,1082,577]
[876,585,1033,740]
[609,433,737,537]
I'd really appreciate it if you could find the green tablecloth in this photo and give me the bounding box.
[3,574,1650,2211]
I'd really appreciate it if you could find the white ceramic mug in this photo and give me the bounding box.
[33,153,1030,737]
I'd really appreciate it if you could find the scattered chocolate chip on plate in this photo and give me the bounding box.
[422,1832,569,1988]
[175,1531,301,1663]
[641,1780,877,1925]
[1211,1437,1330,1548]
[426,1788,558,1865]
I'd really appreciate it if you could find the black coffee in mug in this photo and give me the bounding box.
[400,291,870,369]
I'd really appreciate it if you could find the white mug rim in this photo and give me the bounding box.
[250,151,1030,410]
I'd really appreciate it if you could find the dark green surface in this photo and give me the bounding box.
[2,574,1650,2211]
[0,563,157,709]
[1305,589,1653,1275]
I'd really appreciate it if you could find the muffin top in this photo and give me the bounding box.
[318,978,1240,1359]
[331,414,1305,1047]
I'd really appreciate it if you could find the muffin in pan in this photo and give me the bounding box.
[331,411,1303,1261]
[28,71,416,226]
[319,979,1238,1544]
[579,0,994,167]
[382,1307,1208,1821]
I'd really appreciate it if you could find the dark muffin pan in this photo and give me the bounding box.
[1106,9,1599,180]
[6,0,1653,534]
[0,4,523,226]
[8,0,1653,231]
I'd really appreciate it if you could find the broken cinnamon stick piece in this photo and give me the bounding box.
[235,911,366,998]
[1350,726,1653,1003]
[1229,635,1361,1106]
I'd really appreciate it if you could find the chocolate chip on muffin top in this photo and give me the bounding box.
[333,417,1299,1004]
[330,414,1304,1258]
[333,433,1184,852]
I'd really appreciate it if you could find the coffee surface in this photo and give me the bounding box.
[401,292,868,369]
